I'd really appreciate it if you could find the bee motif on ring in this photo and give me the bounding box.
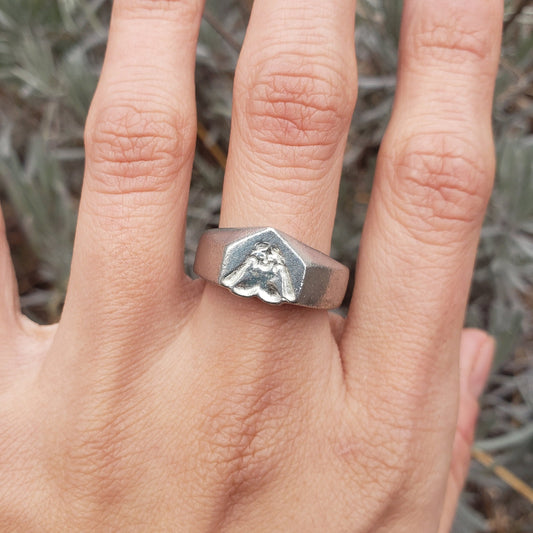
[221,242,296,304]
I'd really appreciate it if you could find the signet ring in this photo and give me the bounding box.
[193,227,349,310]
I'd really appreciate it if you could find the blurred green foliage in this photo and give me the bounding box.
[0,0,531,530]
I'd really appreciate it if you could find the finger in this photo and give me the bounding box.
[200,0,357,340]
[339,0,502,526]
[342,0,502,402]
[0,206,19,337]
[0,206,37,383]
[63,0,204,333]
[438,330,494,533]
[0,207,57,383]
[218,0,357,253]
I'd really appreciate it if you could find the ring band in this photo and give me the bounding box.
[193,227,349,309]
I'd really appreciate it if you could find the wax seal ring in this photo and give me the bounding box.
[194,227,349,309]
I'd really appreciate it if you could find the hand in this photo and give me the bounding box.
[0,0,503,531]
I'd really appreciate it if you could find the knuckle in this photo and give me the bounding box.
[334,416,414,511]
[197,372,299,508]
[384,132,493,236]
[56,403,146,526]
[337,355,458,509]
[118,0,202,25]
[237,52,357,168]
[85,100,194,195]
[411,10,494,65]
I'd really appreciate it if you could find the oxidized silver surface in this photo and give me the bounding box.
[193,227,349,309]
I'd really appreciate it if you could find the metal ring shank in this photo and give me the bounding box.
[193,227,349,309]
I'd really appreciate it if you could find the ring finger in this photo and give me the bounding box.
[223,0,356,254]
[201,0,357,321]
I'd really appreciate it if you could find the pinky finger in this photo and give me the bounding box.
[438,329,494,533]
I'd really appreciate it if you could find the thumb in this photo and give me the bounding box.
[438,328,495,533]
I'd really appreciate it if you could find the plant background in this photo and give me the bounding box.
[0,0,532,531]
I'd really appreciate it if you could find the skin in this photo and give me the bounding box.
[0,0,503,531]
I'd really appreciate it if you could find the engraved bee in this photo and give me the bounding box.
[221,242,296,304]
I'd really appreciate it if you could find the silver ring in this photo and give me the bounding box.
[193,227,349,309]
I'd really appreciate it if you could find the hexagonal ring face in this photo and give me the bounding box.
[194,227,349,308]
[219,228,306,305]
